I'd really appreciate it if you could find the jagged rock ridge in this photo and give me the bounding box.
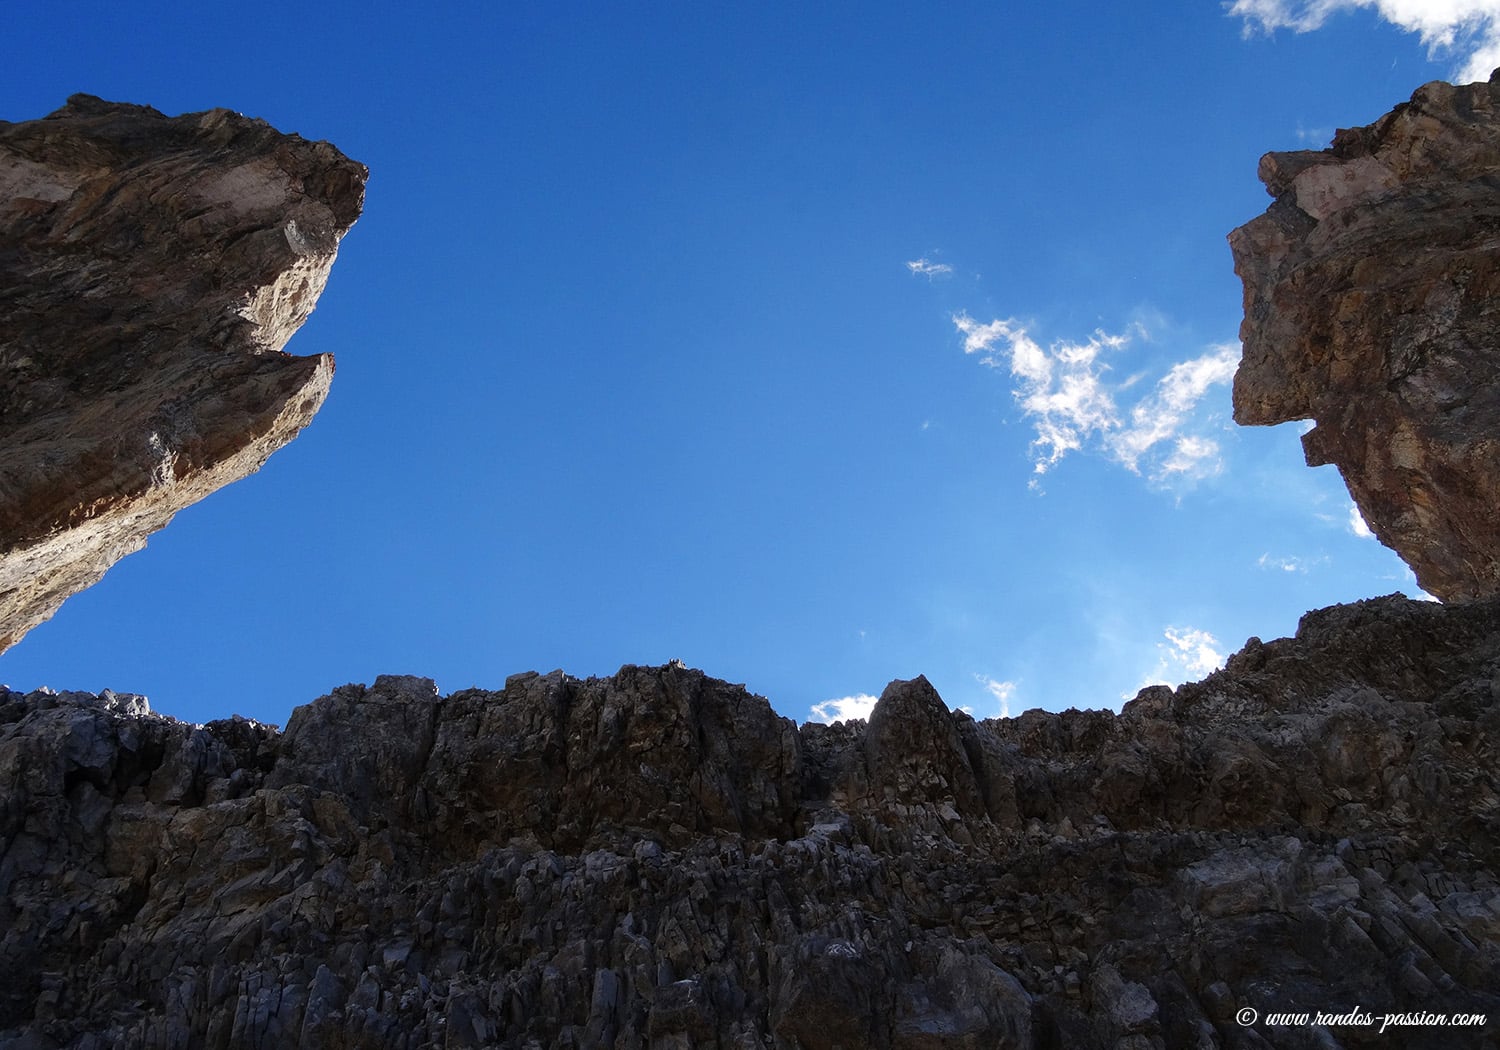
[0,95,366,652]
[1230,72,1500,602]
[2,595,1498,1048]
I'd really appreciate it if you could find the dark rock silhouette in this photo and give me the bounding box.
[3,595,1499,1047]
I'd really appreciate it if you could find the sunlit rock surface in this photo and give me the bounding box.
[3,596,1498,1047]
[0,95,366,652]
[1231,73,1500,602]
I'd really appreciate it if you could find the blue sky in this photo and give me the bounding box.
[3,1,1493,727]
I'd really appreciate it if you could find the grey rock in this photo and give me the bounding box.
[2,595,1499,1047]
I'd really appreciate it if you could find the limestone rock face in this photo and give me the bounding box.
[0,95,366,652]
[3,594,1499,1047]
[1230,74,1500,601]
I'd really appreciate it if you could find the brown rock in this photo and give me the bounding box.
[0,95,366,651]
[1230,73,1500,601]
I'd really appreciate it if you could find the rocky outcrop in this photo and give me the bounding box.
[0,95,366,652]
[1230,73,1500,602]
[3,594,1499,1048]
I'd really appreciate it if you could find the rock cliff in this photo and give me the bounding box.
[2,595,1499,1048]
[0,95,366,653]
[1230,73,1500,602]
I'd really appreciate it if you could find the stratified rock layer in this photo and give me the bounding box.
[3,595,1499,1048]
[0,95,366,652]
[1230,74,1500,601]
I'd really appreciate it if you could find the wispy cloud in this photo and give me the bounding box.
[1228,0,1500,83]
[952,313,1238,486]
[1348,501,1376,538]
[1128,625,1227,697]
[907,257,954,278]
[808,693,878,724]
[1295,122,1335,145]
[1113,346,1240,480]
[1163,626,1226,678]
[974,674,1016,718]
[1257,552,1327,572]
[953,313,1125,472]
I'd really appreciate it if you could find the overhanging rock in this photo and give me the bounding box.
[1230,73,1500,602]
[0,95,366,651]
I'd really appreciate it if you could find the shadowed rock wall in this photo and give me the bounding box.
[3,595,1498,1048]
[0,95,366,652]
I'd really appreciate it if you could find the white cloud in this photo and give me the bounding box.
[952,312,1118,471]
[1229,0,1500,83]
[1259,552,1302,572]
[1111,345,1240,482]
[1348,501,1376,538]
[1157,435,1226,480]
[974,674,1016,718]
[1127,626,1226,699]
[1257,552,1327,572]
[1156,346,1242,410]
[953,314,1032,367]
[907,257,954,278]
[1296,122,1335,145]
[952,314,1238,486]
[1164,626,1227,678]
[808,693,878,724]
